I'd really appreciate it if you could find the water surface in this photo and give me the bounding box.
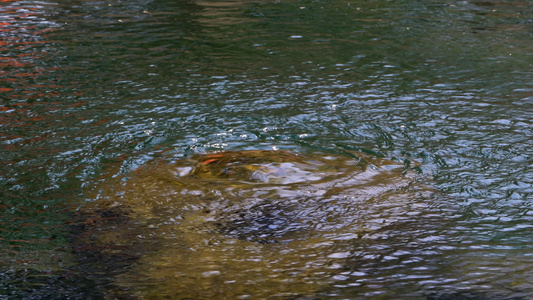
[1,0,532,298]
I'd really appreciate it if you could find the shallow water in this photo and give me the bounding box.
[1,0,532,298]
[73,150,432,298]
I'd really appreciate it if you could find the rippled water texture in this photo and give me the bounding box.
[1,0,532,298]
[73,150,433,298]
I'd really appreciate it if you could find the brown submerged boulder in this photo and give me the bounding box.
[72,149,432,298]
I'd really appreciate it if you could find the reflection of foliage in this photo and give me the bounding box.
[388,0,533,90]
[0,4,63,103]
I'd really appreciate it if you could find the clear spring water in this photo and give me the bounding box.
[1,0,532,298]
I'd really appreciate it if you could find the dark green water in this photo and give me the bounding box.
[1,0,532,298]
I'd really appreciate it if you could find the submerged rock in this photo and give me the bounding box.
[72,150,433,298]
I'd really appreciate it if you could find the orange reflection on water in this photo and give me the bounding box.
[0,3,62,104]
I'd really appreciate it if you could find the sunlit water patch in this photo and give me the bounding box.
[72,150,437,298]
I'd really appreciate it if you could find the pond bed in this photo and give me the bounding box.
[72,150,436,298]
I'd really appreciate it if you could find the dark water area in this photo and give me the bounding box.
[1,0,532,298]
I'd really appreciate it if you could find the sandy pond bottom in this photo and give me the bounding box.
[71,150,492,299]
